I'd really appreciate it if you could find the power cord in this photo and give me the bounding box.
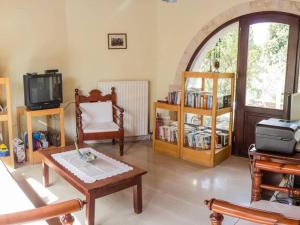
[248,144,255,179]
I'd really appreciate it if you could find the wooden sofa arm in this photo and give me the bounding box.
[0,199,85,225]
[204,199,299,225]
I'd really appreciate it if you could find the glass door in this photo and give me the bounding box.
[234,13,299,156]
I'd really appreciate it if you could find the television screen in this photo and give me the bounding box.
[24,72,62,110]
[29,76,62,103]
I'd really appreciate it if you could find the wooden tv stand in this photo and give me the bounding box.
[16,107,65,164]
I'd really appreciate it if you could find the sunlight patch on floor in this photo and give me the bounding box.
[26,178,58,203]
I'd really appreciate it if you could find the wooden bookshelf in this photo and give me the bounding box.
[0,77,15,168]
[153,102,181,157]
[180,72,235,167]
[16,107,65,164]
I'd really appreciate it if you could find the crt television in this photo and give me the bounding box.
[23,70,63,110]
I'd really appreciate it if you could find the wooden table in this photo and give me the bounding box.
[37,145,147,225]
[249,148,300,164]
[249,147,300,201]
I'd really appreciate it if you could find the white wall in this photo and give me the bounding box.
[0,0,68,132]
[64,0,157,137]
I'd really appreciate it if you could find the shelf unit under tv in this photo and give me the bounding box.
[16,107,66,164]
[180,72,235,167]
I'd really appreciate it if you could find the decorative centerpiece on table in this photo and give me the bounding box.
[74,139,97,162]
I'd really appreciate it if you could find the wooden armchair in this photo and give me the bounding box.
[205,198,299,225]
[0,199,85,225]
[205,160,300,224]
[75,87,124,156]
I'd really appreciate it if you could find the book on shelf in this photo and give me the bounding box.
[155,113,178,144]
[167,91,181,105]
[184,90,232,110]
[183,124,229,150]
[184,90,213,109]
[217,95,232,109]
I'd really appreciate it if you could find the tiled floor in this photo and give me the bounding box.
[13,141,251,225]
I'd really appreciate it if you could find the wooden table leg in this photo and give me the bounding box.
[86,194,95,225]
[133,176,142,214]
[42,161,49,187]
[252,168,263,202]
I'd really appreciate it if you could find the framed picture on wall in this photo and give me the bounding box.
[108,33,127,49]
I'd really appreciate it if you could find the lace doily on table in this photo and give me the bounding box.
[51,147,133,183]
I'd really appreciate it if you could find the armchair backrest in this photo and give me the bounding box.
[75,88,116,105]
[80,101,113,125]
[75,88,117,126]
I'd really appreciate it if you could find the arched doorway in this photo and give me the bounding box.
[187,12,300,156]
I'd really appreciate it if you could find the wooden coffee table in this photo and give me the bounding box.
[37,145,147,225]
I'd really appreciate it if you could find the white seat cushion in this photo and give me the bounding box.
[235,200,300,224]
[83,121,119,133]
[79,101,113,128]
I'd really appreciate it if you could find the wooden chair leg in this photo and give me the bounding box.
[60,214,74,225]
[112,138,116,145]
[210,212,223,225]
[119,137,124,156]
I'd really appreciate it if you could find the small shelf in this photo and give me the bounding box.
[153,102,181,158]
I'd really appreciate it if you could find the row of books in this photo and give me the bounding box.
[185,91,213,109]
[184,90,232,109]
[158,124,178,143]
[217,95,232,109]
[183,124,229,150]
[167,91,181,105]
[155,113,178,144]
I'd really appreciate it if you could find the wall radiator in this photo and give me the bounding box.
[98,80,149,137]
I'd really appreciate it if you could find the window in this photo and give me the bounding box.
[190,22,239,73]
[245,22,289,109]
[188,22,239,96]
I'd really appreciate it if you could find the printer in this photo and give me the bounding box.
[255,118,300,154]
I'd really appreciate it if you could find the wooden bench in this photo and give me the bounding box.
[0,161,85,224]
[205,160,300,225]
[205,199,300,225]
